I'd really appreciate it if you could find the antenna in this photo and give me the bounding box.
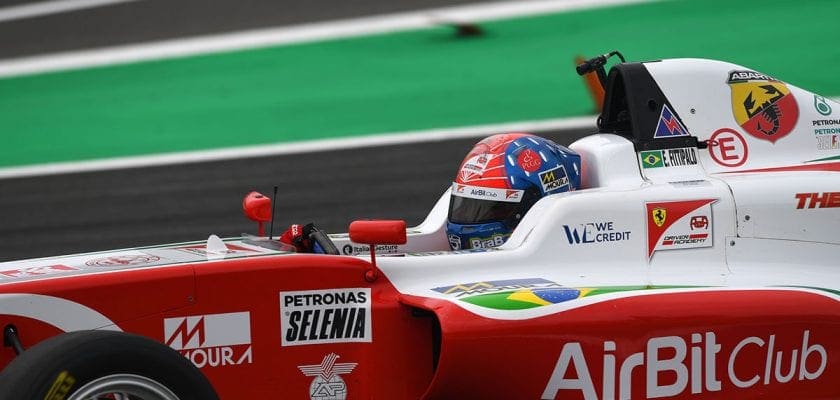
[268,185,278,239]
[576,50,625,89]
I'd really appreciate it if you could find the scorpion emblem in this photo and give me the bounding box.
[743,84,785,137]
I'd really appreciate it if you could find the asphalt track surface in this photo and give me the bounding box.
[0,0,488,59]
[0,128,593,262]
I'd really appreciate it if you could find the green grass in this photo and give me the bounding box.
[2,0,839,167]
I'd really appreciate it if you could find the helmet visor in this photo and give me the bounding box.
[448,195,525,226]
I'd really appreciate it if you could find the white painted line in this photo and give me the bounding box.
[0,0,140,23]
[0,116,597,179]
[0,0,653,78]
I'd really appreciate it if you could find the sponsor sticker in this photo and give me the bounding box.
[542,329,827,399]
[640,148,698,169]
[341,243,398,255]
[646,199,716,259]
[85,254,161,267]
[175,243,262,257]
[468,233,509,249]
[448,234,462,250]
[298,353,357,400]
[516,148,542,172]
[653,104,689,138]
[652,207,667,227]
[811,119,840,150]
[45,370,76,400]
[815,135,840,150]
[727,70,799,143]
[640,150,664,168]
[280,288,372,346]
[450,182,523,203]
[668,180,712,188]
[794,192,840,209]
[563,221,631,245]
[0,264,78,279]
[708,128,748,167]
[164,311,253,369]
[458,153,496,183]
[814,94,832,116]
[538,165,570,193]
[431,278,586,310]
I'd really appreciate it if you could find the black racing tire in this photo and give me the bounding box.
[0,330,219,400]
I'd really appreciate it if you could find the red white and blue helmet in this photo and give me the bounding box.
[446,133,581,250]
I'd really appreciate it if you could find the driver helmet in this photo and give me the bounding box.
[446,133,581,250]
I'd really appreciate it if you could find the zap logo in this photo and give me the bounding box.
[646,199,716,259]
[298,353,358,400]
[164,311,253,369]
[653,104,689,138]
[728,70,799,143]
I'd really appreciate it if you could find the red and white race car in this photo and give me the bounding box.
[0,55,838,400]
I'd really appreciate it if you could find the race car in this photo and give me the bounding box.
[0,54,838,400]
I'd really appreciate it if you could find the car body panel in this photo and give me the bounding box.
[2,57,839,399]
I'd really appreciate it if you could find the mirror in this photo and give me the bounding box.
[242,191,272,236]
[349,220,407,245]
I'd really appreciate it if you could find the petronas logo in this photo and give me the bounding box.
[640,150,664,169]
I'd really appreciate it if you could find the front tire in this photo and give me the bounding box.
[0,330,218,400]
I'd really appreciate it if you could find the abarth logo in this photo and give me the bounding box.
[652,207,667,227]
[298,353,357,400]
[728,70,799,143]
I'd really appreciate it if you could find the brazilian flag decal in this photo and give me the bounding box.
[640,150,664,169]
[461,288,589,310]
[457,285,703,310]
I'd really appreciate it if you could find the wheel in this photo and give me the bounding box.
[0,330,219,400]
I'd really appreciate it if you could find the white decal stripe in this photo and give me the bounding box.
[0,116,596,179]
[0,0,140,23]
[0,293,121,331]
[442,286,840,321]
[451,183,524,203]
[332,365,357,374]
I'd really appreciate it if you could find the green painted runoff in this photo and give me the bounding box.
[2,0,839,167]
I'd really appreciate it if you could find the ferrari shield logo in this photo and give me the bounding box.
[727,70,799,143]
[652,207,667,227]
